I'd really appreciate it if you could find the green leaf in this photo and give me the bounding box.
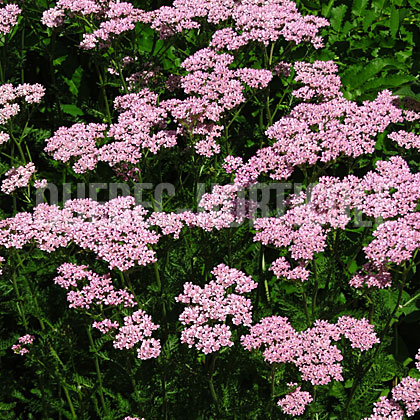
[330,4,348,31]
[60,104,84,117]
[389,7,400,38]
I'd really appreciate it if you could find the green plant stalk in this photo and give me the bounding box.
[95,62,112,124]
[86,326,109,416]
[345,278,406,414]
[62,384,77,419]
[208,353,220,415]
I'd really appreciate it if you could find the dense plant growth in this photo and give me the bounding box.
[0,0,419,418]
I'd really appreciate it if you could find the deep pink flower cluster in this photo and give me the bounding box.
[0,3,21,35]
[0,83,45,124]
[350,263,392,289]
[241,316,378,385]
[12,334,35,356]
[175,264,257,354]
[1,162,36,194]
[277,383,313,416]
[113,310,161,359]
[54,263,136,309]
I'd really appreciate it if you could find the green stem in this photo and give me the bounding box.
[62,384,77,419]
[208,354,220,415]
[345,280,406,414]
[95,63,112,124]
[86,326,109,416]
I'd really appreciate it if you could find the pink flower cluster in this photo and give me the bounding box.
[0,83,45,124]
[149,0,328,50]
[175,264,257,354]
[0,197,160,271]
[161,48,271,157]
[12,334,35,356]
[42,0,146,49]
[363,348,420,419]
[0,3,21,35]
[277,383,313,416]
[54,263,136,309]
[241,316,378,385]
[44,123,107,173]
[230,60,412,187]
[350,263,392,289]
[1,162,36,194]
[113,310,161,359]
[54,263,160,359]
[0,255,3,275]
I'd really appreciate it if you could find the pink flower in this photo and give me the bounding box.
[1,163,36,194]
[277,383,313,416]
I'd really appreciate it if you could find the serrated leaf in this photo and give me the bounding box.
[330,4,348,31]
[389,7,400,38]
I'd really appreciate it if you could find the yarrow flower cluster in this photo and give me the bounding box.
[1,162,36,194]
[42,0,146,49]
[277,383,313,416]
[0,83,45,124]
[11,334,35,356]
[54,263,136,309]
[241,316,378,385]
[0,3,21,35]
[175,264,257,354]
[113,310,161,359]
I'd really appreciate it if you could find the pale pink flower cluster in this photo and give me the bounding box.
[364,212,420,265]
[0,83,45,124]
[175,264,257,354]
[0,131,10,145]
[270,256,310,282]
[231,59,409,187]
[54,263,136,309]
[44,123,107,173]
[42,0,146,49]
[1,162,36,194]
[113,310,161,359]
[0,3,21,35]
[92,318,119,334]
[11,334,35,356]
[277,383,313,416]
[388,130,420,150]
[0,197,160,271]
[148,0,328,50]
[34,179,48,189]
[123,417,145,420]
[102,89,176,165]
[392,376,420,417]
[161,48,272,157]
[362,396,404,420]
[293,60,342,100]
[0,255,3,275]
[79,2,146,49]
[241,316,378,385]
